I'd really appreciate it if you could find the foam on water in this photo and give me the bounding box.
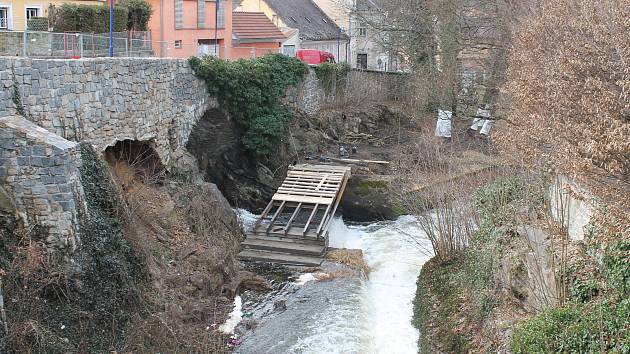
[236,209,433,353]
[292,216,433,354]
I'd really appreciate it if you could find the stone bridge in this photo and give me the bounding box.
[0,57,215,251]
[0,56,400,252]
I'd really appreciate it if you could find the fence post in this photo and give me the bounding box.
[125,38,129,57]
[22,30,27,57]
[78,34,84,58]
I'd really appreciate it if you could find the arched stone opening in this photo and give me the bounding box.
[104,140,165,190]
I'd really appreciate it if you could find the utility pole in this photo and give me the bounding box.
[215,0,220,56]
[109,0,114,57]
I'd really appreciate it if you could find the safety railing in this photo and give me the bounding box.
[0,30,281,60]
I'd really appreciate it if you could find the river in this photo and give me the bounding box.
[234,212,433,354]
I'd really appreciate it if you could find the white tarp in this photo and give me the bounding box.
[470,108,494,135]
[480,119,494,135]
[435,110,452,138]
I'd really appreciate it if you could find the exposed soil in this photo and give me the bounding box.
[102,141,261,353]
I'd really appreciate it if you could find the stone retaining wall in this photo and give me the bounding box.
[0,57,214,165]
[0,116,84,251]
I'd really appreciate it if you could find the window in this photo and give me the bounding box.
[26,7,40,20]
[282,45,296,57]
[0,8,8,29]
[357,53,368,69]
[357,21,367,37]
[174,40,182,49]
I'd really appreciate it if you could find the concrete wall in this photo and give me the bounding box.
[0,116,84,251]
[0,57,214,165]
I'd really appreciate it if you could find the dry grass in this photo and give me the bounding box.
[326,249,370,275]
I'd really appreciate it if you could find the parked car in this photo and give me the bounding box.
[296,49,336,65]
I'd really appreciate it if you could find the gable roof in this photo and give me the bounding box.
[233,12,287,42]
[264,0,349,42]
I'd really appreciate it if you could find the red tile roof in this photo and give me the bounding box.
[233,12,287,41]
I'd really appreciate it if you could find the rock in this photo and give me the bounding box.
[341,176,397,222]
[0,186,14,214]
[273,300,287,312]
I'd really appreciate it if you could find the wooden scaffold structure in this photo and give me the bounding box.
[238,164,352,266]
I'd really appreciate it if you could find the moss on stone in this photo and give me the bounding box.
[357,179,389,197]
[413,255,470,353]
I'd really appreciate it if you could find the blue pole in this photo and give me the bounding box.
[109,0,114,57]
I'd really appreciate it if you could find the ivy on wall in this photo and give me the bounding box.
[189,54,308,156]
[313,62,351,95]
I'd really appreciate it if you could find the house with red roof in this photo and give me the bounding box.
[231,11,287,59]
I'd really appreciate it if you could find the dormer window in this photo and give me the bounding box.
[290,16,297,22]
[322,18,327,23]
[304,17,311,23]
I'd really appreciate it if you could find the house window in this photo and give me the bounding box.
[357,53,368,69]
[0,8,8,29]
[358,21,367,37]
[283,45,296,57]
[174,40,182,49]
[25,7,40,20]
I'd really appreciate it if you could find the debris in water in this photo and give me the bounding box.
[295,273,316,285]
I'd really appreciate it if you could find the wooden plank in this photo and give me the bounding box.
[328,157,390,165]
[277,188,337,196]
[322,171,351,233]
[255,200,275,229]
[272,194,333,205]
[303,203,319,235]
[284,202,302,235]
[315,203,332,237]
[242,238,326,256]
[282,180,340,188]
[286,174,343,180]
[266,200,286,233]
[315,174,329,191]
[238,249,323,267]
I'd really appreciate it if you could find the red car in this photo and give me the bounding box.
[296,49,336,65]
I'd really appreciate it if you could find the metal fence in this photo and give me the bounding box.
[0,31,154,58]
[0,30,281,59]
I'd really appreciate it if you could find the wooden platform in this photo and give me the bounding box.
[239,164,352,266]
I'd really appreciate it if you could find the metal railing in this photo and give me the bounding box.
[1,30,281,60]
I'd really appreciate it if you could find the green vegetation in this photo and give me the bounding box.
[189,54,308,156]
[357,179,389,197]
[119,0,153,31]
[2,144,145,352]
[412,177,548,352]
[511,239,630,353]
[50,3,129,33]
[313,62,351,95]
[413,256,471,353]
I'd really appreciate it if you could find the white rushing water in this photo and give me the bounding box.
[292,216,433,354]
[236,210,434,354]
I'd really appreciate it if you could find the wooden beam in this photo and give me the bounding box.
[329,157,390,165]
[315,203,332,238]
[266,200,286,233]
[255,200,275,229]
[322,170,351,234]
[284,202,302,235]
[303,203,319,236]
[273,194,333,205]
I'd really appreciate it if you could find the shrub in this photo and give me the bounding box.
[313,62,351,95]
[119,0,152,31]
[512,240,630,353]
[498,0,630,220]
[512,300,630,354]
[51,3,128,33]
[189,54,308,156]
